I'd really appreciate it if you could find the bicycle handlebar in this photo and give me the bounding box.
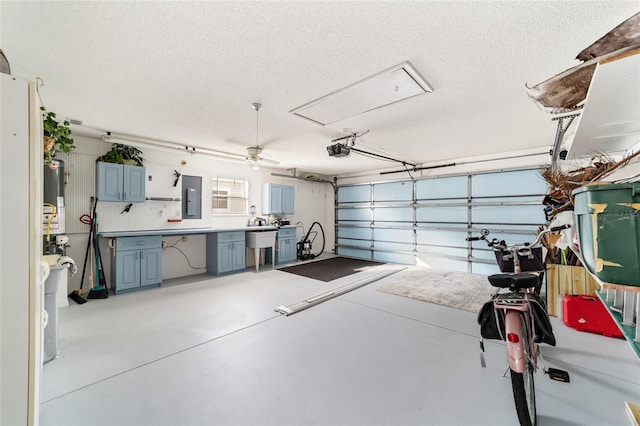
[468,224,571,250]
[550,224,570,232]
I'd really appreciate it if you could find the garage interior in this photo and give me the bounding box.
[1,2,639,425]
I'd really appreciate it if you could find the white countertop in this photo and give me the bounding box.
[99,225,284,238]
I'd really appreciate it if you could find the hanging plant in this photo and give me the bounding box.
[41,106,75,165]
[96,143,144,166]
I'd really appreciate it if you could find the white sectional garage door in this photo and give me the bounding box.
[335,168,547,274]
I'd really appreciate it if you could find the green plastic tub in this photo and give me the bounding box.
[572,183,640,287]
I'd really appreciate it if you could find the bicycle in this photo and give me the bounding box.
[470,225,570,426]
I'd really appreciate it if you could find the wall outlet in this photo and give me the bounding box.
[162,240,167,251]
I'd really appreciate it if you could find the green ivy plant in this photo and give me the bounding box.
[41,106,75,165]
[96,143,144,167]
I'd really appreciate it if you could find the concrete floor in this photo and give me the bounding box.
[41,259,639,425]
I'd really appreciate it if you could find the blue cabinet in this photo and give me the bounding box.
[263,184,294,215]
[282,185,294,214]
[276,227,297,264]
[206,231,246,275]
[96,162,146,203]
[111,236,162,294]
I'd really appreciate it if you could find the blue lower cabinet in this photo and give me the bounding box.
[206,232,246,275]
[111,236,162,294]
[276,227,298,265]
[140,247,162,286]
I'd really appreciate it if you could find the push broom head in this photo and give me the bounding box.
[68,290,87,304]
[87,285,108,299]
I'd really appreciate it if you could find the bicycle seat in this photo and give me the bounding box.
[488,273,539,289]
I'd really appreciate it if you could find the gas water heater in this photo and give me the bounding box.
[43,159,67,255]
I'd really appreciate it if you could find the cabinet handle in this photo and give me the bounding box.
[118,191,122,200]
[123,191,127,200]
[141,251,144,259]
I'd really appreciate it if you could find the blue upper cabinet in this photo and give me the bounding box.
[123,165,146,202]
[97,162,123,201]
[263,183,294,215]
[268,184,282,214]
[96,162,146,203]
[282,185,294,215]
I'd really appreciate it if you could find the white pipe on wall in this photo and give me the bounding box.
[103,134,247,163]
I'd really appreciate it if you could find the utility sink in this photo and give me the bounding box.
[246,231,277,272]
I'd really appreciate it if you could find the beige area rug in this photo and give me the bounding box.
[376,267,496,313]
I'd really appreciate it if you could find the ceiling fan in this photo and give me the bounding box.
[246,102,279,169]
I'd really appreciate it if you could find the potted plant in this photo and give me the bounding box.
[42,107,75,165]
[96,143,144,166]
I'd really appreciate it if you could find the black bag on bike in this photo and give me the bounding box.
[477,295,504,340]
[477,293,556,346]
[529,293,556,346]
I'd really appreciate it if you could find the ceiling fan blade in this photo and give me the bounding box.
[258,156,280,165]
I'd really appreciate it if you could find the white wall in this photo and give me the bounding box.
[0,71,31,426]
[62,135,335,290]
[1,74,42,425]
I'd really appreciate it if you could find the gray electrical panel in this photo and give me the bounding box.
[181,175,202,219]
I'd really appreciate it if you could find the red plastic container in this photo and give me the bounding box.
[562,295,623,338]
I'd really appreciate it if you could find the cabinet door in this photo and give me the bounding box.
[231,242,246,271]
[277,237,295,264]
[123,165,146,203]
[217,242,233,274]
[283,237,297,262]
[263,183,283,214]
[282,185,294,214]
[140,247,162,286]
[116,250,140,291]
[97,162,123,202]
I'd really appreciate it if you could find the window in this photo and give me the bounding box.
[211,177,248,215]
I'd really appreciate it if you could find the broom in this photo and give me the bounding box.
[68,232,89,304]
[87,204,108,299]
[68,197,96,305]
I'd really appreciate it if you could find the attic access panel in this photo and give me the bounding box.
[290,62,433,126]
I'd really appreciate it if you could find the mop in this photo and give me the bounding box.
[87,205,108,299]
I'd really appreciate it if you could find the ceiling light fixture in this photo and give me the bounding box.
[290,61,433,126]
[245,102,279,168]
[250,102,261,170]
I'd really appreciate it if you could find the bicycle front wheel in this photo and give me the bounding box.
[510,315,536,426]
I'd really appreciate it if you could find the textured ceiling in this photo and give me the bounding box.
[2,1,638,175]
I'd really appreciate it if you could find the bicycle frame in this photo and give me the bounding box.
[472,225,570,426]
[495,296,535,374]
